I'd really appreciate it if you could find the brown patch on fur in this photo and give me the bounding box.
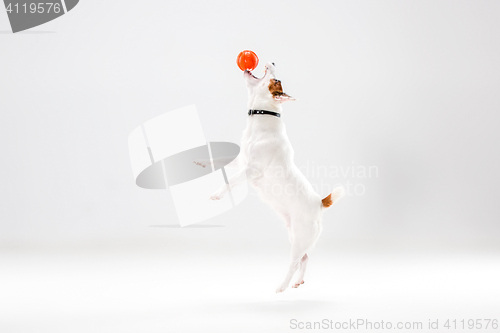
[268,79,283,96]
[322,193,333,208]
[268,79,291,98]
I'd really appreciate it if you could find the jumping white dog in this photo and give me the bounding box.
[201,62,344,293]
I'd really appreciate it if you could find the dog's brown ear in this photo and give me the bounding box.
[274,93,296,103]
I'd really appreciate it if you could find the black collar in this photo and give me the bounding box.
[248,109,281,118]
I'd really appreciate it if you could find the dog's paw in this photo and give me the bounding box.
[275,284,288,293]
[292,280,304,288]
[209,189,225,200]
[210,193,223,200]
[210,185,229,200]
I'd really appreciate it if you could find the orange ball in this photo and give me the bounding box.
[236,50,259,71]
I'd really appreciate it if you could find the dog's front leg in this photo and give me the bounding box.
[210,164,259,200]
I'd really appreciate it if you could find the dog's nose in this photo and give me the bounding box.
[272,62,275,66]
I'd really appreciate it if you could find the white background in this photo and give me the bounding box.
[1,1,499,332]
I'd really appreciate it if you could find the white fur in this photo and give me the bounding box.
[208,63,344,293]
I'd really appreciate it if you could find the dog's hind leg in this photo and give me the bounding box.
[276,242,313,293]
[275,246,304,293]
[276,221,320,293]
[292,254,308,288]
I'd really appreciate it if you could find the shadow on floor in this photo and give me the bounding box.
[209,299,337,315]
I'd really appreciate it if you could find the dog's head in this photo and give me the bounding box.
[244,62,295,112]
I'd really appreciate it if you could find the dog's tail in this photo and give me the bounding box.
[321,186,345,208]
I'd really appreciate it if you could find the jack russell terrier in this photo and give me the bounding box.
[199,62,344,293]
